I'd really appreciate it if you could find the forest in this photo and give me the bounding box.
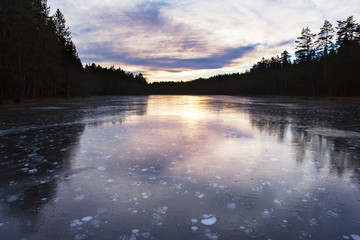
[150,17,360,96]
[0,0,147,104]
[1,0,359,104]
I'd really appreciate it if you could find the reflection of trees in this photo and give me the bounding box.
[0,96,149,238]
[242,99,360,177]
[83,96,149,127]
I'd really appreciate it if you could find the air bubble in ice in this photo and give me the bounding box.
[191,226,198,231]
[201,215,217,225]
[81,216,93,222]
[191,219,198,223]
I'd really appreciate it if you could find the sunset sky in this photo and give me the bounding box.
[47,0,360,82]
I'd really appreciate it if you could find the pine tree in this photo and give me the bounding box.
[52,8,81,97]
[336,16,359,45]
[316,20,334,57]
[295,27,316,63]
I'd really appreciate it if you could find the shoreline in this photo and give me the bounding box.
[1,95,360,108]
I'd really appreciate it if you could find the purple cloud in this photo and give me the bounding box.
[80,43,258,71]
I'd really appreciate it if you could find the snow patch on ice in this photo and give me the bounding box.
[97,166,106,171]
[191,226,198,231]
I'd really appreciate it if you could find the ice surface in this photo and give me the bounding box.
[2,96,360,239]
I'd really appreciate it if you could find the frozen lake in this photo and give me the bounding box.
[1,95,360,240]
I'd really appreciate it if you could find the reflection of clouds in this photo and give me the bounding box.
[34,96,360,239]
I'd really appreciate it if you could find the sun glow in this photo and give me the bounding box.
[146,95,212,125]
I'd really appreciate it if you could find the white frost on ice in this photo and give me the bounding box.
[309,218,318,227]
[81,216,93,222]
[215,176,221,179]
[201,215,217,225]
[97,166,106,171]
[251,186,263,192]
[132,229,139,234]
[191,226,198,231]
[351,234,360,240]
[0,223,3,227]
[28,168,38,174]
[141,168,148,172]
[157,206,168,214]
[227,202,236,209]
[70,219,83,227]
[327,210,339,217]
[273,199,281,205]
[195,192,205,199]
[204,231,220,240]
[7,195,19,202]
[261,209,271,218]
[261,181,272,186]
[74,195,85,201]
[141,232,151,238]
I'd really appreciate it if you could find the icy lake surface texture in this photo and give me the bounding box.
[1,96,360,240]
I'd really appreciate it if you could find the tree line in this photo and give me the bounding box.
[150,16,360,97]
[1,0,359,103]
[0,0,147,104]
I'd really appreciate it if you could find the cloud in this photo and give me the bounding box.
[80,42,258,70]
[47,0,360,81]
